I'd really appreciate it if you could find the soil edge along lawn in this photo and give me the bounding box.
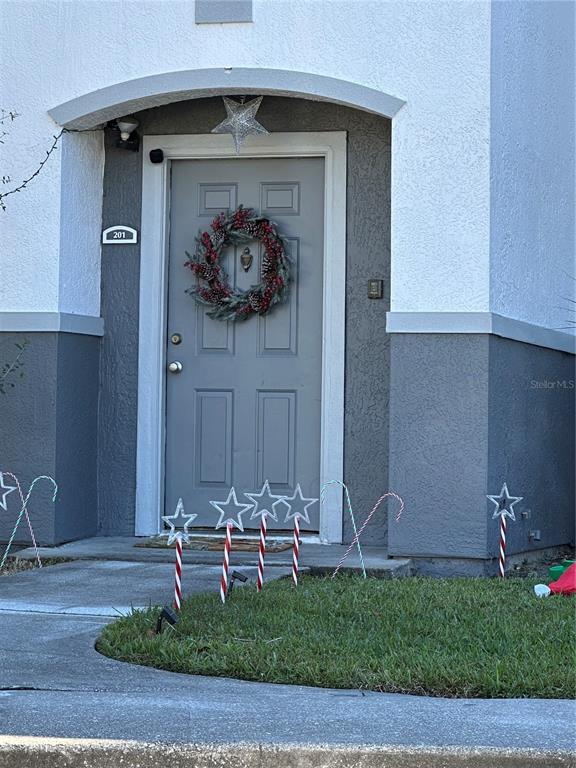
[97,575,575,699]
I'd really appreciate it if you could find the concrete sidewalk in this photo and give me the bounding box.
[0,560,574,766]
[0,559,290,616]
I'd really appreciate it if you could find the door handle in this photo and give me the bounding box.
[168,361,183,374]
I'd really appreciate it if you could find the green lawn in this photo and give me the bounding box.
[96,575,575,699]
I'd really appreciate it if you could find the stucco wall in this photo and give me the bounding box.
[490,0,576,330]
[0,0,492,322]
[0,332,99,545]
[98,97,392,542]
[487,337,575,558]
[388,333,575,574]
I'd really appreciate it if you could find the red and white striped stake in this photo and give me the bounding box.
[173,533,183,611]
[291,516,300,586]
[256,513,268,592]
[498,514,507,578]
[220,522,233,603]
[332,491,404,579]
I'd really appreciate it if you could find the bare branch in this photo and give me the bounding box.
[0,129,63,210]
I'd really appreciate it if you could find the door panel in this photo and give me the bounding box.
[165,157,324,530]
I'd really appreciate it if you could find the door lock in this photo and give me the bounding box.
[168,361,183,374]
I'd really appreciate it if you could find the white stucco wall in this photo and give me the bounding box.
[0,0,491,319]
[490,0,575,331]
[1,0,572,336]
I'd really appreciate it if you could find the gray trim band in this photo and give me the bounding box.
[49,68,405,129]
[386,312,575,354]
[0,312,104,337]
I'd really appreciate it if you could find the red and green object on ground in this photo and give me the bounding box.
[534,561,576,598]
[548,562,576,595]
[548,559,575,582]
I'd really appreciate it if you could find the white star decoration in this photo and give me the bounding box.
[487,483,523,521]
[211,96,268,153]
[161,497,197,545]
[211,487,254,532]
[0,472,16,511]
[245,480,283,522]
[278,484,318,525]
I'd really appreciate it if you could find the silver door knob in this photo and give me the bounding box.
[168,361,183,374]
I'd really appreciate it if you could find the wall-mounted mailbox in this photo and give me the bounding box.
[102,226,138,245]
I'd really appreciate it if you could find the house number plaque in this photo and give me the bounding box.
[102,226,138,244]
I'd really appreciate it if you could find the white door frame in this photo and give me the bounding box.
[136,132,347,543]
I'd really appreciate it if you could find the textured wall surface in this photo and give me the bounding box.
[54,334,99,543]
[0,334,58,544]
[388,334,490,561]
[388,333,575,573]
[490,1,576,330]
[58,131,105,316]
[0,333,99,545]
[487,337,575,558]
[97,135,142,536]
[98,97,391,542]
[0,0,492,320]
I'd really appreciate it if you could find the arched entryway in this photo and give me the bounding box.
[50,73,397,546]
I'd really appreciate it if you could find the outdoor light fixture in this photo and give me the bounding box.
[228,570,248,593]
[115,115,140,151]
[155,605,179,634]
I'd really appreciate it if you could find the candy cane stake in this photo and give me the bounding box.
[0,476,58,571]
[498,514,507,578]
[173,533,183,611]
[332,491,404,579]
[291,516,300,587]
[220,522,233,603]
[4,471,42,568]
[321,481,366,579]
[256,512,267,592]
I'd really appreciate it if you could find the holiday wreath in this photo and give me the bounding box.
[185,206,291,321]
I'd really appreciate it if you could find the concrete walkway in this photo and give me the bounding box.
[15,535,413,575]
[0,560,574,766]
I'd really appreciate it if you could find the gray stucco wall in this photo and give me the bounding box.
[487,336,575,558]
[388,333,575,574]
[99,96,392,541]
[387,335,491,564]
[0,333,99,546]
[98,140,142,535]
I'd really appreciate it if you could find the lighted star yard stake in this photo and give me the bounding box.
[210,488,254,602]
[487,483,522,578]
[0,472,16,511]
[245,480,283,592]
[279,485,318,587]
[161,498,197,611]
[211,96,268,153]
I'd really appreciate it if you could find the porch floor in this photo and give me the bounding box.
[15,536,412,577]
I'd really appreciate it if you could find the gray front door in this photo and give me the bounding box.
[165,157,325,531]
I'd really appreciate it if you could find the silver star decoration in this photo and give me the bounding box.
[161,497,197,545]
[487,483,523,521]
[277,484,318,525]
[0,472,16,511]
[245,479,284,522]
[211,96,268,153]
[211,487,254,531]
